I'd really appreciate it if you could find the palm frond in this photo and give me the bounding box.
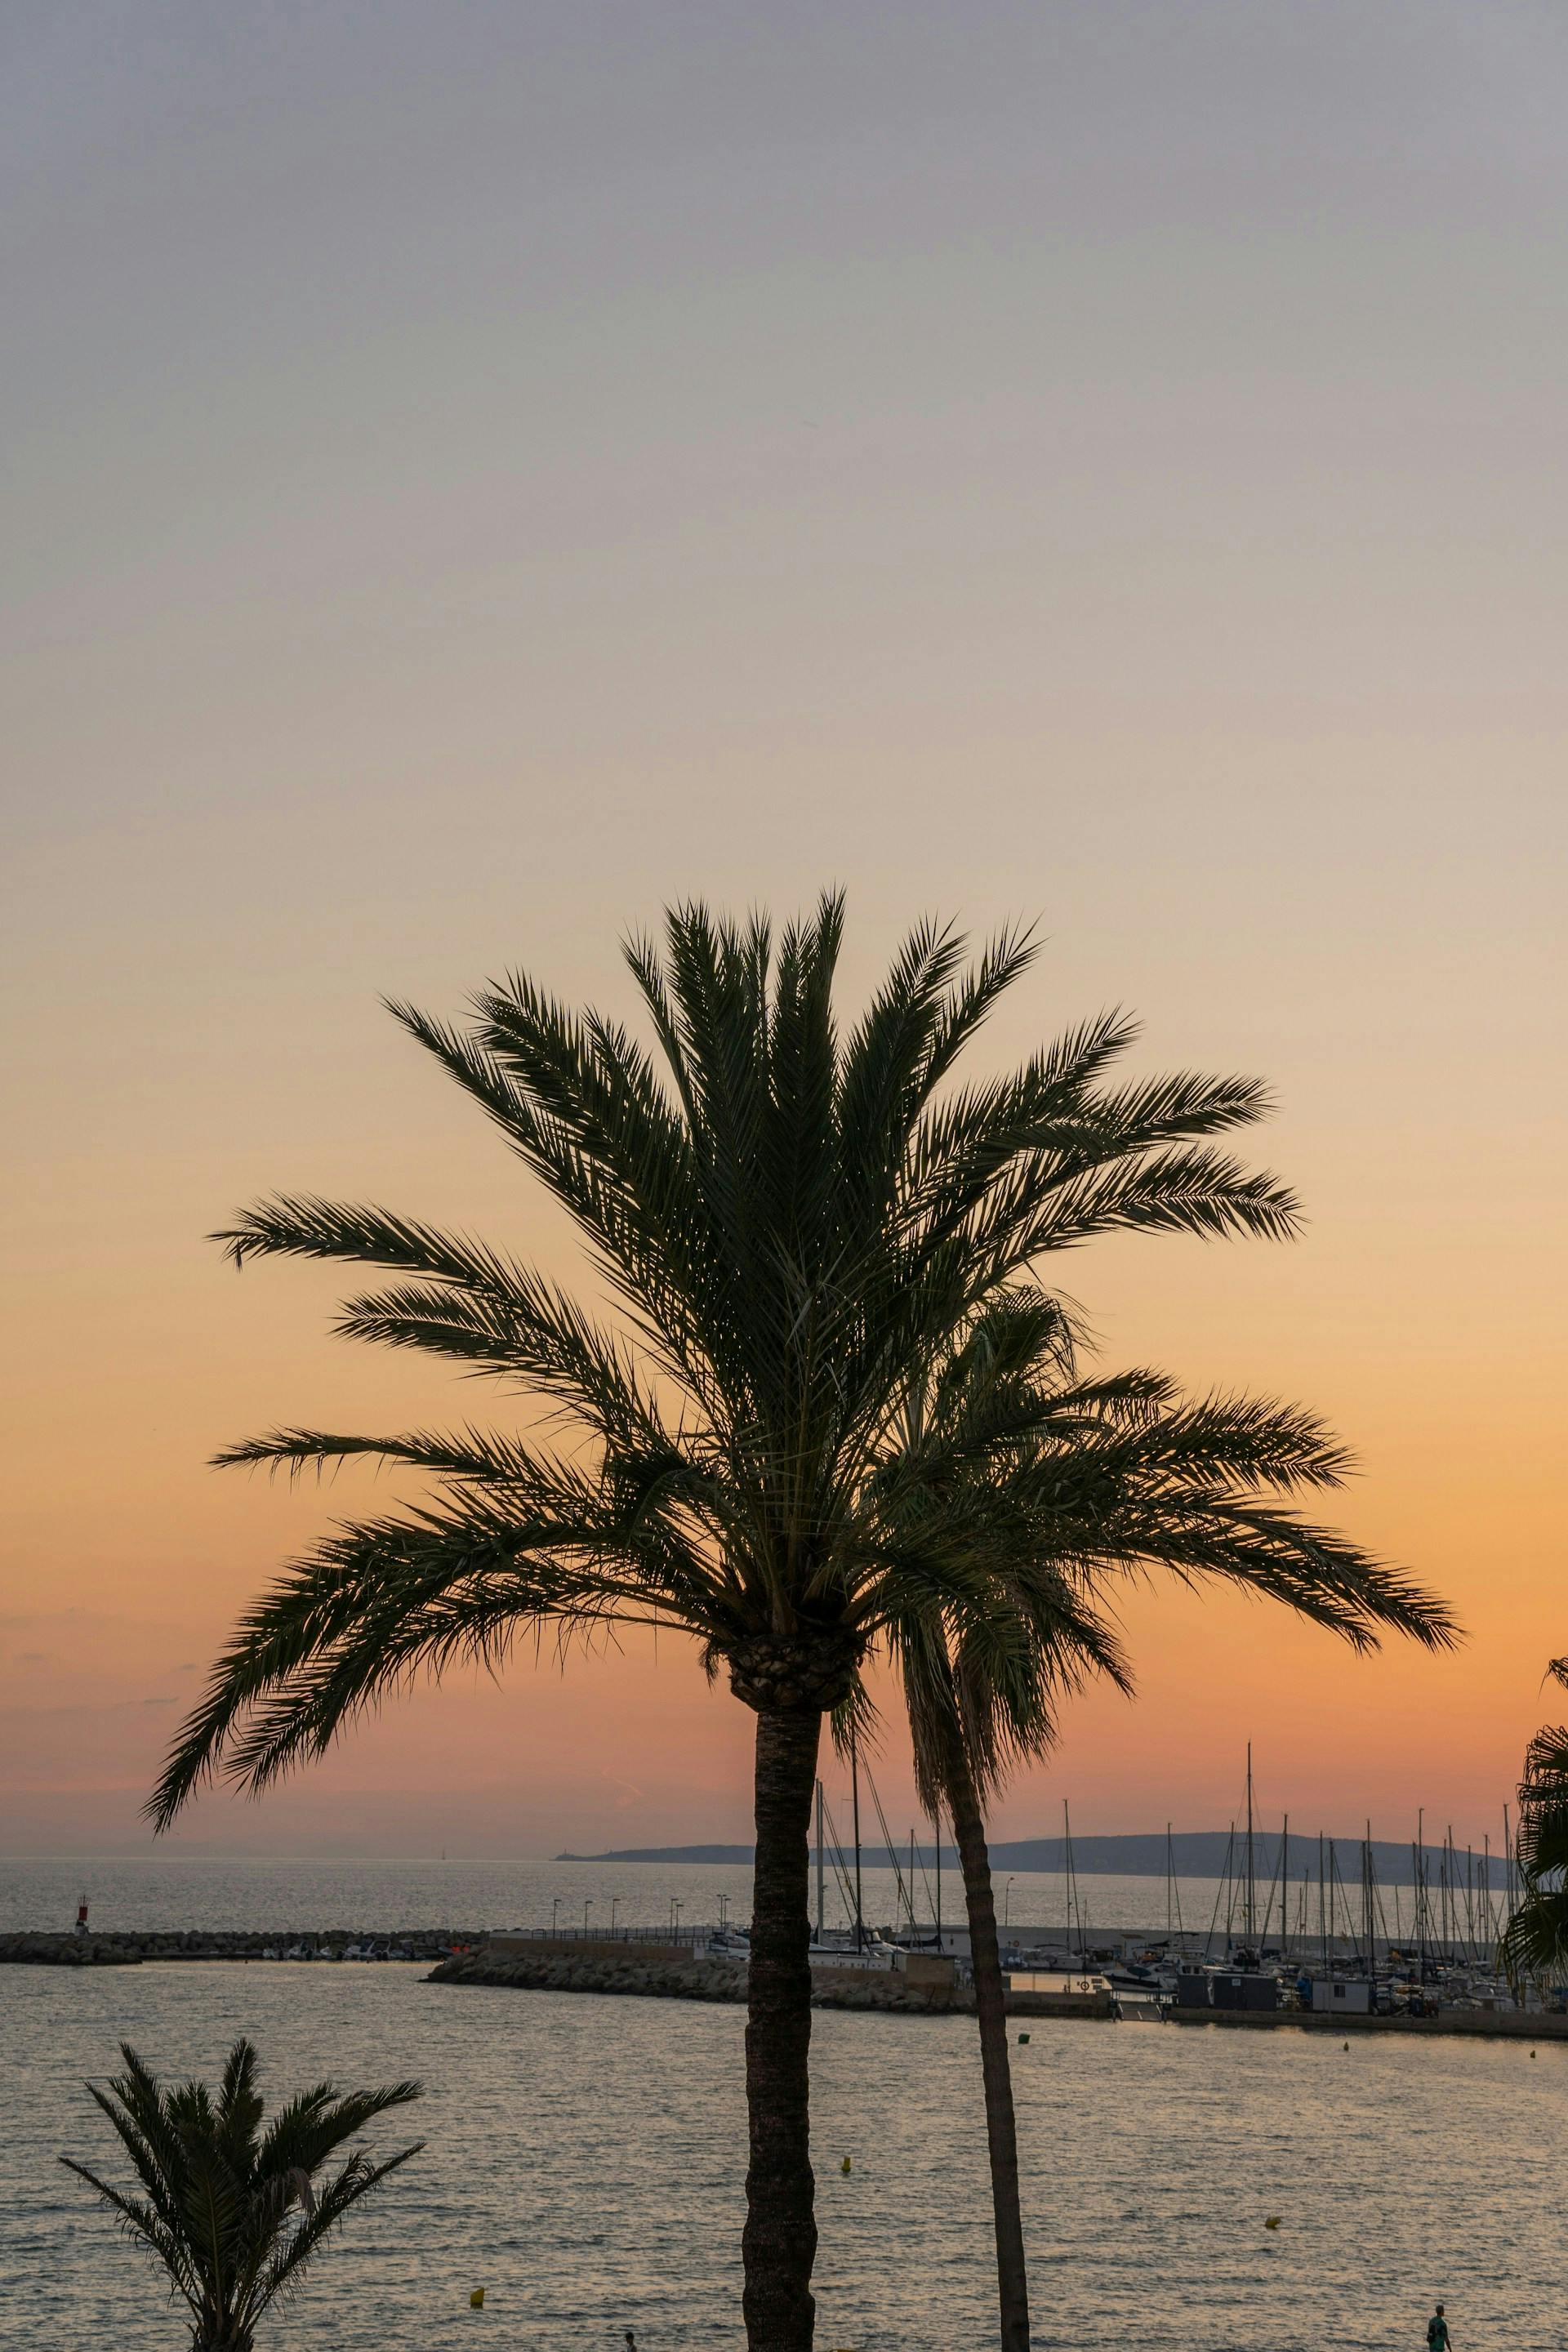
[1500,1888,1568,1985]
[57,2160,199,2309]
[257,2080,422,2180]
[148,1488,722,1824]
[214,1196,673,1439]
[84,2060,185,2231]
[1503,1689,1568,1984]
[214,1423,608,1487]
[252,2141,425,2314]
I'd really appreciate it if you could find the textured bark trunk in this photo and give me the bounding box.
[948,1740,1031,2352]
[742,1703,822,2352]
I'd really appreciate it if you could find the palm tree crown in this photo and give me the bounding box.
[60,2038,422,2352]
[151,897,1309,1818]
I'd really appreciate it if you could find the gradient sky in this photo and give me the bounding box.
[4,2,1564,1858]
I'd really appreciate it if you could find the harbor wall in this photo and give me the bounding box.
[482,1935,698,1966]
[428,1946,969,2011]
[0,1929,467,1967]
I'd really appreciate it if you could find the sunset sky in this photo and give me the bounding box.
[4,2,1564,1860]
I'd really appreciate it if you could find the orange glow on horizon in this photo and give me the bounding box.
[5,6,1564,1860]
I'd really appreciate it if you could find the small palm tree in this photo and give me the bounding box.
[1502,1659,1568,1986]
[150,898,1318,2351]
[60,2038,422,2351]
[878,1290,1453,2352]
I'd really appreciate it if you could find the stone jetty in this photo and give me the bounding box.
[429,1939,969,2011]
[0,1928,468,1967]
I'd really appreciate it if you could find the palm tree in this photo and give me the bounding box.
[1501,1659,1568,1986]
[149,897,1316,2352]
[60,2038,421,2350]
[876,1290,1454,2352]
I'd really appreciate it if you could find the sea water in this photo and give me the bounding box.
[3,1923,1559,2349]
[0,1852,1316,1944]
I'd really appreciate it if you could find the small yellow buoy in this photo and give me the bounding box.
[1343,2042,1349,2052]
[841,2155,852,2174]
[470,2287,485,2308]
[1264,2216,1281,2231]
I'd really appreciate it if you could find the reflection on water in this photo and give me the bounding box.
[5,1958,1560,2349]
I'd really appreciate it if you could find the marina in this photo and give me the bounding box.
[9,1742,1557,2042]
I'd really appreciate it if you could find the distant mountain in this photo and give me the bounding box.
[986,1831,1508,1888]
[556,1829,1509,1886]
[555,1843,756,1864]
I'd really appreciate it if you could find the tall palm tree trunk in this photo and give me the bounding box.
[743,1701,823,2352]
[947,1738,1031,2352]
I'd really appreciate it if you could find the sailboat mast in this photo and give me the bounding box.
[1063,1798,1082,1967]
[1204,1825,1235,1962]
[1318,1831,1327,1969]
[850,1725,863,1951]
[1245,1742,1256,1948]
[1281,1815,1290,1958]
[934,1811,942,1951]
[1369,1824,1388,1965]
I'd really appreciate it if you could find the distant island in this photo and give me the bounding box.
[557,1843,759,1864]
[557,1829,1508,1886]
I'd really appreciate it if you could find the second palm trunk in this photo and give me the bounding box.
[948,1743,1031,2352]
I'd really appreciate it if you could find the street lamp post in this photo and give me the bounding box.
[551,1897,560,1939]
[1004,1878,1015,1928]
[610,1897,618,1936]
[584,1899,592,1939]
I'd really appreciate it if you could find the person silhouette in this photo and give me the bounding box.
[1427,2304,1450,2349]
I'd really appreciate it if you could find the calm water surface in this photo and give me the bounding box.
[4,1956,1561,2350]
[1,1853,1304,1942]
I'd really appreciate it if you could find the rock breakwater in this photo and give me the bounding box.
[0,1929,470,1967]
[427,1946,969,2011]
